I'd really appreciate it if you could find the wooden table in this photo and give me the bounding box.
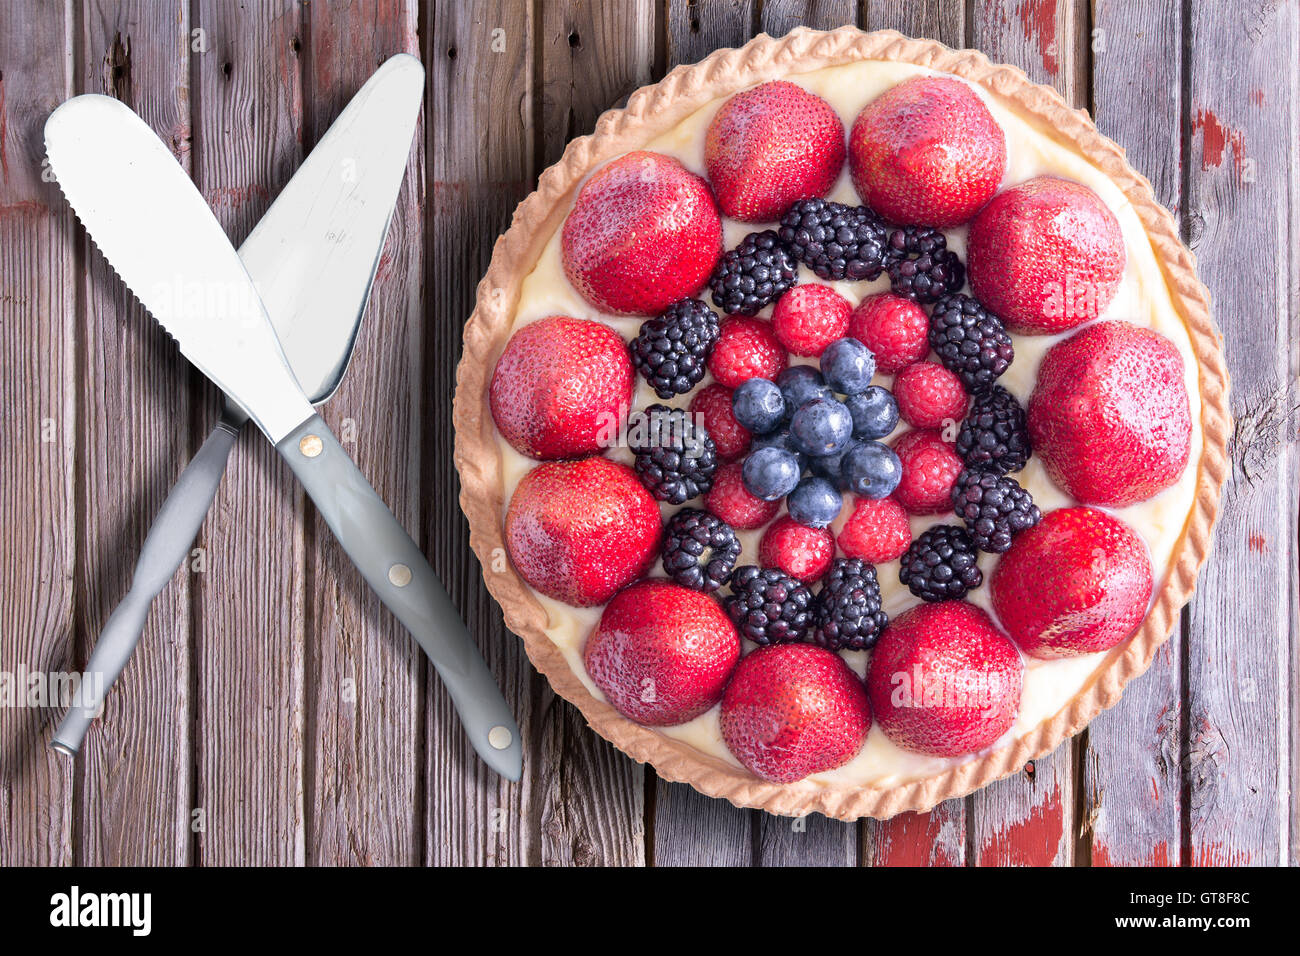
[0,0,1294,867]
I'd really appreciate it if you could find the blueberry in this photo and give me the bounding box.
[820,337,876,395]
[843,440,902,499]
[786,476,843,528]
[731,377,787,435]
[742,446,802,501]
[752,425,809,469]
[789,397,853,456]
[845,386,899,440]
[776,365,832,413]
[810,439,862,491]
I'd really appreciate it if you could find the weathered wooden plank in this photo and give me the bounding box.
[298,0,424,868]
[759,811,857,866]
[665,0,757,62]
[971,0,1087,94]
[190,0,308,865]
[0,0,77,868]
[1080,0,1183,867]
[73,0,193,867]
[864,0,966,48]
[1183,0,1296,867]
[653,781,754,866]
[760,0,857,36]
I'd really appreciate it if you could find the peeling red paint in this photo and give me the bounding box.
[1250,88,1265,107]
[1094,837,1172,867]
[872,810,962,867]
[1017,0,1060,76]
[1248,531,1266,552]
[1195,841,1255,866]
[976,784,1064,866]
[1192,108,1247,175]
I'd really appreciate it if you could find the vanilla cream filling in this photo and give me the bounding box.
[493,59,1203,790]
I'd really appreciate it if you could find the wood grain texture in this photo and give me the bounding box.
[190,0,308,866]
[864,0,965,47]
[761,0,857,36]
[73,0,194,867]
[652,780,753,866]
[0,0,77,867]
[665,0,757,63]
[1182,0,1297,867]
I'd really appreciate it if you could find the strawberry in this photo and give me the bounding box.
[848,76,1006,228]
[866,600,1023,757]
[720,644,871,782]
[771,285,852,357]
[836,495,912,564]
[758,516,835,582]
[584,579,740,726]
[847,293,930,374]
[705,460,781,530]
[1028,320,1191,506]
[690,383,751,461]
[490,315,633,460]
[707,315,789,388]
[561,151,722,316]
[991,507,1153,660]
[505,457,661,607]
[705,80,846,223]
[893,361,969,430]
[967,176,1125,335]
[890,428,962,515]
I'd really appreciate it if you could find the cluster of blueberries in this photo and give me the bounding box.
[735,337,901,529]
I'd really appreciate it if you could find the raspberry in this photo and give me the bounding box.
[771,285,852,357]
[630,298,720,399]
[891,428,963,515]
[847,293,930,374]
[689,383,751,461]
[705,460,781,530]
[661,508,741,592]
[757,516,835,582]
[813,558,888,651]
[899,525,982,602]
[892,361,970,430]
[836,495,912,563]
[724,565,815,646]
[707,315,788,389]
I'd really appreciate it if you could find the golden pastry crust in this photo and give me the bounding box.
[452,27,1229,820]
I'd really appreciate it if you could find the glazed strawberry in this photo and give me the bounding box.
[490,316,633,459]
[758,516,835,582]
[561,151,722,315]
[1028,320,1191,506]
[866,601,1023,757]
[893,361,969,430]
[849,76,1006,228]
[771,285,852,357]
[991,507,1153,659]
[690,383,751,461]
[847,293,930,374]
[707,315,788,388]
[836,495,912,564]
[967,176,1125,335]
[705,80,846,223]
[890,429,962,515]
[505,457,661,607]
[705,461,781,530]
[584,579,740,726]
[720,644,871,782]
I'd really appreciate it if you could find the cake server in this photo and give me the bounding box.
[52,54,425,758]
[45,91,524,780]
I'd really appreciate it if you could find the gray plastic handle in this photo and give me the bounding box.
[277,414,522,781]
[52,414,242,755]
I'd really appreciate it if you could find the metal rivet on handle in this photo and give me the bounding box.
[299,434,324,458]
[388,563,412,587]
[488,725,513,750]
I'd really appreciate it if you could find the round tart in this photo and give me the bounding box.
[453,27,1229,819]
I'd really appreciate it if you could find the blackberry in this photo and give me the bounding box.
[899,525,983,602]
[778,199,888,281]
[631,299,720,399]
[661,508,741,592]
[928,293,1015,394]
[708,230,798,315]
[950,470,1041,553]
[956,385,1031,475]
[724,565,815,645]
[813,558,889,651]
[629,404,718,505]
[883,225,966,304]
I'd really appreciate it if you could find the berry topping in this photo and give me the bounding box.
[771,285,852,357]
[742,445,802,501]
[584,579,740,726]
[882,225,966,304]
[561,151,722,315]
[785,475,844,529]
[690,383,751,461]
[841,440,903,499]
[891,428,963,515]
[927,293,1014,395]
[490,316,634,460]
[776,364,833,412]
[955,385,1031,475]
[813,558,888,651]
[706,460,782,530]
[709,230,799,315]
[724,565,815,646]
[707,315,789,388]
[661,508,742,593]
[790,396,854,456]
[778,198,889,281]
[629,404,718,505]
[848,293,931,374]
[731,376,788,434]
[630,298,720,399]
[899,525,983,602]
[893,361,969,430]
[844,385,900,440]
[721,644,872,782]
[750,424,809,467]
[819,337,877,395]
[950,470,1041,553]
[758,516,836,582]
[506,457,661,607]
[837,495,912,564]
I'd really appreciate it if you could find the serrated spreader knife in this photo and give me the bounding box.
[46,89,523,780]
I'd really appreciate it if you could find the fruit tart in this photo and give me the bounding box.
[453,28,1228,819]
